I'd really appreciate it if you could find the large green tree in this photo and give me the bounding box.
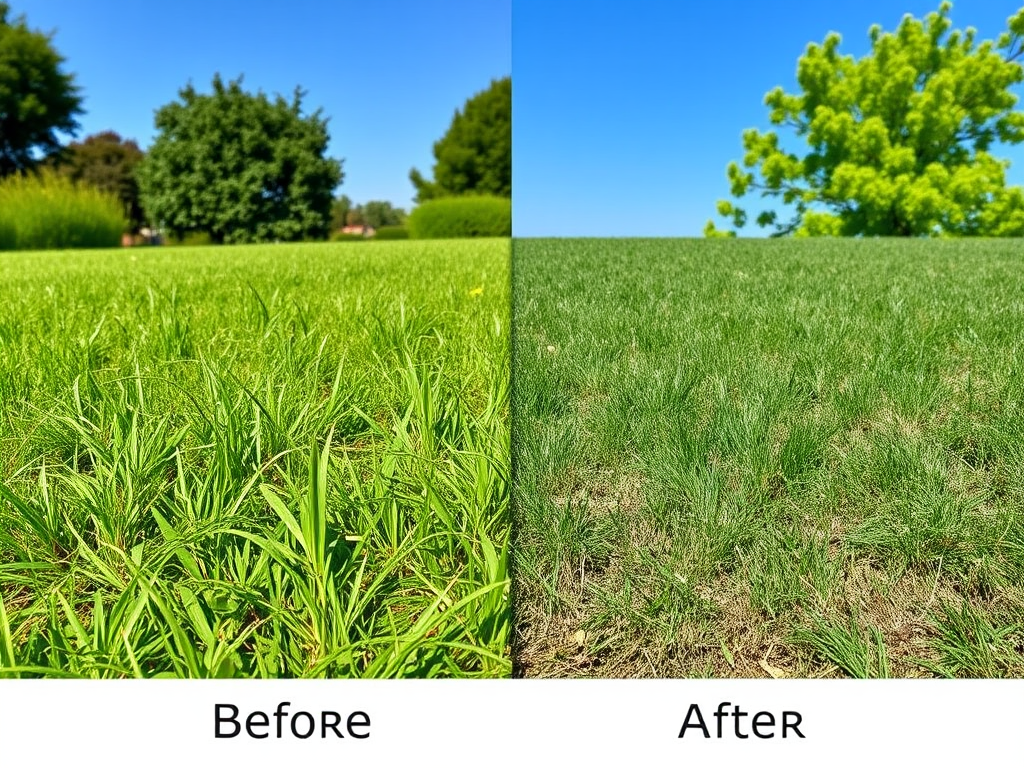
[410,76,511,202]
[50,131,145,231]
[137,74,342,243]
[706,3,1024,237]
[0,2,83,177]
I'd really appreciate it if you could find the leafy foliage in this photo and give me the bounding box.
[360,200,406,228]
[410,77,511,202]
[407,195,511,238]
[136,74,342,244]
[0,2,83,177]
[337,199,407,230]
[707,3,1024,237]
[49,131,145,232]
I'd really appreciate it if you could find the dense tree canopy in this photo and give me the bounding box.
[706,3,1024,237]
[410,77,511,202]
[137,74,342,243]
[0,2,83,177]
[50,131,145,231]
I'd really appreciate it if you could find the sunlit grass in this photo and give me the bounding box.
[0,170,125,250]
[0,239,510,678]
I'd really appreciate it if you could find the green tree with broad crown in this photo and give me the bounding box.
[50,131,145,232]
[706,2,1024,237]
[410,77,511,202]
[137,74,342,244]
[0,2,83,177]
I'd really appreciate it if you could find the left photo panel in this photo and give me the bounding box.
[0,0,511,678]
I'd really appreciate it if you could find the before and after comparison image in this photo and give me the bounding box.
[1,0,1023,688]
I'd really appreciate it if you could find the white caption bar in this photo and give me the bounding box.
[0,679,1020,765]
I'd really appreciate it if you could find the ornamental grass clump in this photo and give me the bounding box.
[0,170,125,250]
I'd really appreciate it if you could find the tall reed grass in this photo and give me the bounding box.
[0,170,126,250]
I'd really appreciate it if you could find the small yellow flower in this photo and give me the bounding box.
[469,286,484,297]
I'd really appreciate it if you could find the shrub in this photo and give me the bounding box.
[165,231,214,247]
[330,231,369,242]
[0,170,126,250]
[0,219,14,251]
[407,195,511,239]
[373,225,409,240]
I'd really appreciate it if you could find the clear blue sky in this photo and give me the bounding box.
[12,0,511,213]
[513,0,1024,236]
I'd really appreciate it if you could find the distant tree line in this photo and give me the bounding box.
[2,1,509,243]
[331,196,407,230]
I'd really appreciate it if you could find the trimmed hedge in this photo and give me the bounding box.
[407,195,511,239]
[0,170,126,250]
[373,225,409,240]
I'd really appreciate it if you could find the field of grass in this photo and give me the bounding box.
[0,239,509,678]
[512,238,1024,678]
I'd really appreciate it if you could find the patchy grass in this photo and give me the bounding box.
[512,238,1024,678]
[0,239,510,678]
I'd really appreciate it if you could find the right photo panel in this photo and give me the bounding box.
[511,0,1024,679]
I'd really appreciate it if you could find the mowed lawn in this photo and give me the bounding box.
[0,239,510,678]
[513,238,1024,678]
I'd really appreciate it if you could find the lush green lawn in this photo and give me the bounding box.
[0,239,510,678]
[512,238,1024,678]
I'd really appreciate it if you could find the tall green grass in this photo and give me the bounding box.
[0,239,510,677]
[0,170,126,251]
